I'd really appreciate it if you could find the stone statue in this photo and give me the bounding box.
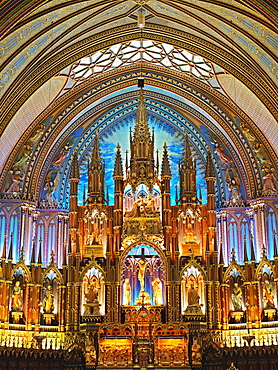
[231,283,243,311]
[263,280,275,309]
[123,278,131,305]
[85,281,99,304]
[43,285,54,313]
[11,281,23,312]
[152,277,163,305]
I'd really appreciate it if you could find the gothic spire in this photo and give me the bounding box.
[113,143,123,178]
[70,150,80,180]
[219,241,224,266]
[30,239,36,265]
[250,236,256,263]
[183,134,193,170]
[243,235,249,263]
[90,131,103,171]
[129,90,156,191]
[8,233,13,261]
[88,131,105,203]
[37,239,42,266]
[1,233,7,260]
[161,143,171,178]
[133,89,151,140]
[205,150,215,178]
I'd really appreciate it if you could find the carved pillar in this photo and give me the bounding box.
[205,281,213,329]
[66,282,72,331]
[59,285,66,331]
[74,283,81,331]
[221,283,229,330]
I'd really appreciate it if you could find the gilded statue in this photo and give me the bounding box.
[263,280,275,309]
[152,277,163,305]
[85,281,99,304]
[123,278,131,305]
[11,281,23,312]
[131,255,156,291]
[187,284,200,307]
[231,283,243,311]
[191,338,202,364]
[43,285,54,313]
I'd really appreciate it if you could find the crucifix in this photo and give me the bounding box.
[130,247,157,291]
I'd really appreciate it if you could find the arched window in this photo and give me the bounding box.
[229,218,238,261]
[267,208,277,260]
[0,210,6,252]
[241,217,251,263]
[10,210,19,261]
[48,219,56,265]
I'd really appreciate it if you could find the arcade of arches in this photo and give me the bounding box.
[0,1,278,369]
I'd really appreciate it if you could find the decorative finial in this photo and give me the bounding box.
[50,250,55,265]
[231,248,236,263]
[262,244,267,259]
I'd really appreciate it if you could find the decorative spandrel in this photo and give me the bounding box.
[121,245,164,307]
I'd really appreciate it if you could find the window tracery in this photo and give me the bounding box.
[59,40,221,93]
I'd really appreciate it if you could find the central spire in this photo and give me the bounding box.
[133,89,151,140]
[129,89,156,191]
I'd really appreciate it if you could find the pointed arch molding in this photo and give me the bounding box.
[1,67,270,201]
[21,73,263,200]
[1,23,277,136]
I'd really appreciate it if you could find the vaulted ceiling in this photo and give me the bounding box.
[0,0,277,206]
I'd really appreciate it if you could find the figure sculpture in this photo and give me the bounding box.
[85,281,99,303]
[191,338,202,364]
[231,283,243,311]
[123,278,131,305]
[152,277,163,305]
[214,143,232,164]
[131,255,156,291]
[225,168,243,206]
[262,167,278,194]
[6,168,24,194]
[263,280,275,309]
[11,281,23,311]
[43,285,54,313]
[187,284,200,307]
